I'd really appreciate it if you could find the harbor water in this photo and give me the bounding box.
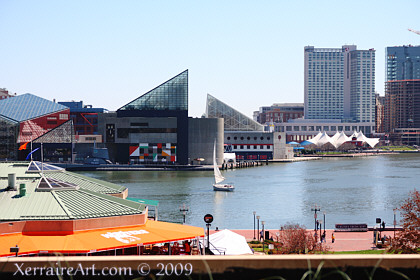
[77,153,420,230]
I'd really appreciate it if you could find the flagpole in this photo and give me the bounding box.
[41,143,43,174]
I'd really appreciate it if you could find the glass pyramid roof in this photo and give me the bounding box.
[118,70,188,111]
[33,120,75,143]
[0,93,68,122]
[206,94,264,131]
[36,176,79,191]
[27,161,64,173]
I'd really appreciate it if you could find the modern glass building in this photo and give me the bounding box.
[99,70,190,164]
[119,70,188,112]
[304,45,375,123]
[0,93,70,160]
[206,94,264,131]
[386,45,420,81]
[384,46,420,143]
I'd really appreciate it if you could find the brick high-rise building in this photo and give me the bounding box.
[384,45,420,144]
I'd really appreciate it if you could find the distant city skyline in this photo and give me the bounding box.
[1,1,419,118]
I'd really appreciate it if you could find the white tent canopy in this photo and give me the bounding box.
[307,131,379,149]
[317,131,333,146]
[206,229,253,255]
[334,131,352,148]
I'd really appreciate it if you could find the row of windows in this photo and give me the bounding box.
[231,145,272,150]
[226,136,271,141]
[283,125,374,132]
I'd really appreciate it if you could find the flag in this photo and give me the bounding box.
[19,142,29,150]
[25,148,40,160]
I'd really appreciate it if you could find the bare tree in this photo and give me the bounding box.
[389,190,420,254]
[276,223,328,254]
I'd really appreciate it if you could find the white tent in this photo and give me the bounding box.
[334,131,352,148]
[316,131,332,147]
[207,230,253,255]
[307,131,322,145]
[307,130,378,149]
[354,131,380,148]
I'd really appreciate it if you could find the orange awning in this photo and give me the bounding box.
[0,220,204,257]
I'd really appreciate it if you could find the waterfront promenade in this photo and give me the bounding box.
[211,229,398,252]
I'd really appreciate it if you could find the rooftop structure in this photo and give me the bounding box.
[118,70,188,112]
[206,94,264,131]
[0,161,203,257]
[58,101,107,135]
[0,94,70,160]
[0,93,68,122]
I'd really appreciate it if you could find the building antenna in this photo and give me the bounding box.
[408,28,420,35]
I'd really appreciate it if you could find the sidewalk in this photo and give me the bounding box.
[210,229,398,252]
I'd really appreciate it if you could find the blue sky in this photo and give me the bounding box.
[1,1,419,118]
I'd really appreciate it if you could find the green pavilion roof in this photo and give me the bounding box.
[0,162,145,221]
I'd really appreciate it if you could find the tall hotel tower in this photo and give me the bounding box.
[304,45,375,122]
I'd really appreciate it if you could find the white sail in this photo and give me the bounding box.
[213,141,225,184]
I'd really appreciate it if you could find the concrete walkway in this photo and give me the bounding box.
[210,229,398,252]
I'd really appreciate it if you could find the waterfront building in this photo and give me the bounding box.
[98,70,223,165]
[0,161,204,257]
[272,119,376,143]
[58,100,107,136]
[206,94,293,160]
[0,93,70,160]
[98,70,189,164]
[254,103,304,124]
[384,45,420,144]
[304,45,375,123]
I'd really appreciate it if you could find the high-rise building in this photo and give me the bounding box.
[386,45,420,81]
[304,45,375,122]
[384,45,420,144]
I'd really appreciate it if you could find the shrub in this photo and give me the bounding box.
[274,223,328,254]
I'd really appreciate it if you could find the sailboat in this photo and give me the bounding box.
[213,141,234,192]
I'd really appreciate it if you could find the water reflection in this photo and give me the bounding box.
[78,154,420,230]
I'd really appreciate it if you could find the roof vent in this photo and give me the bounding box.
[8,173,16,191]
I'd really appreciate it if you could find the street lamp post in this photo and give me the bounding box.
[393,209,397,239]
[319,220,322,242]
[261,221,265,253]
[253,211,256,240]
[323,212,326,236]
[180,204,189,224]
[311,205,320,241]
[257,216,260,241]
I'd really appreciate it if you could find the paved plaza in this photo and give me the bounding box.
[211,229,398,252]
